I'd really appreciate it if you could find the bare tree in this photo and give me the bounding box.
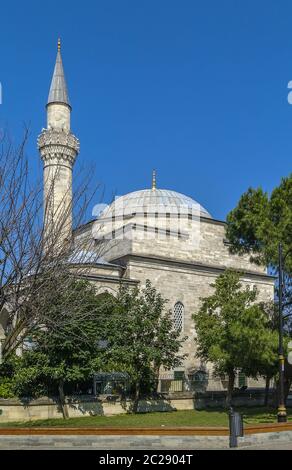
[0,129,108,361]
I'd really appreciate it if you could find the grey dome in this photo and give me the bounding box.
[109,189,212,219]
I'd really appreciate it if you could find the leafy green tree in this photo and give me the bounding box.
[103,280,186,412]
[226,175,292,393]
[12,280,108,418]
[0,356,19,398]
[253,301,279,405]
[226,176,292,317]
[193,270,278,405]
[2,281,185,415]
[226,175,292,272]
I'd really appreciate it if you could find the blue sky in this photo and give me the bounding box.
[0,0,291,221]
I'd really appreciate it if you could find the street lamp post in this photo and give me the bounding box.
[277,243,286,423]
[277,243,292,423]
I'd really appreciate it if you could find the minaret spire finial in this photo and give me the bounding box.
[152,169,156,191]
[47,38,70,108]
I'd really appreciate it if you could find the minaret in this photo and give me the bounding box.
[38,39,79,251]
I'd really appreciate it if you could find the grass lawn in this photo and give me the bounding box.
[0,408,291,428]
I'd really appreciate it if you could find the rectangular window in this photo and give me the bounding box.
[174,371,185,381]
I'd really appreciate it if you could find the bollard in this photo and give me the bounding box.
[228,407,244,448]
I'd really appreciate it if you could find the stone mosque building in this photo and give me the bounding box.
[37,42,274,387]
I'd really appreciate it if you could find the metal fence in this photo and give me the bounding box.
[158,371,261,394]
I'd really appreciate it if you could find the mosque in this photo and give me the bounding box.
[37,41,274,387]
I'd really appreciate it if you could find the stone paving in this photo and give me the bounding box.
[0,435,229,450]
[0,432,292,450]
[240,441,292,450]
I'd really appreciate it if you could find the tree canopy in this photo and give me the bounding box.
[9,280,108,417]
[193,270,278,404]
[226,175,292,273]
[226,174,292,322]
[102,280,186,411]
[1,280,186,415]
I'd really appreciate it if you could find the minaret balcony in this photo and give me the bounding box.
[38,129,79,166]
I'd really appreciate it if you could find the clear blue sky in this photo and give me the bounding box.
[0,0,291,220]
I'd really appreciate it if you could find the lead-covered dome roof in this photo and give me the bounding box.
[108,189,212,219]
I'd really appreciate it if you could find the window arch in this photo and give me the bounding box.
[173,301,184,332]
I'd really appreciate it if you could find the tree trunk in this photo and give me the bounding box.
[132,380,140,414]
[154,364,161,394]
[264,376,271,407]
[226,371,235,407]
[58,379,69,419]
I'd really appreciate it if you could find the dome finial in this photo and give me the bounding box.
[58,38,61,52]
[152,169,157,191]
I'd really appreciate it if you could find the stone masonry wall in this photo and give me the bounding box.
[124,257,274,376]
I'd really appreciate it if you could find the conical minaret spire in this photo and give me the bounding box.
[47,38,70,108]
[38,39,79,252]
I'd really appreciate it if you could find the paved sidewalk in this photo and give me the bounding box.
[240,442,292,450]
[1,423,292,450]
[0,433,292,450]
[0,435,229,450]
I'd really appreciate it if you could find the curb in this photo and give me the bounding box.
[0,423,291,436]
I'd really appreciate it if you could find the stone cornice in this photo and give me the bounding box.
[69,261,125,272]
[110,253,275,282]
[74,215,227,235]
[77,273,139,285]
[200,216,226,226]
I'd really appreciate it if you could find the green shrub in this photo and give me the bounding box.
[0,378,15,399]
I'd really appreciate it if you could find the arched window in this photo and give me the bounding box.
[173,302,184,332]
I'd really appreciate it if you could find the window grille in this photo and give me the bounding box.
[173,301,184,331]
